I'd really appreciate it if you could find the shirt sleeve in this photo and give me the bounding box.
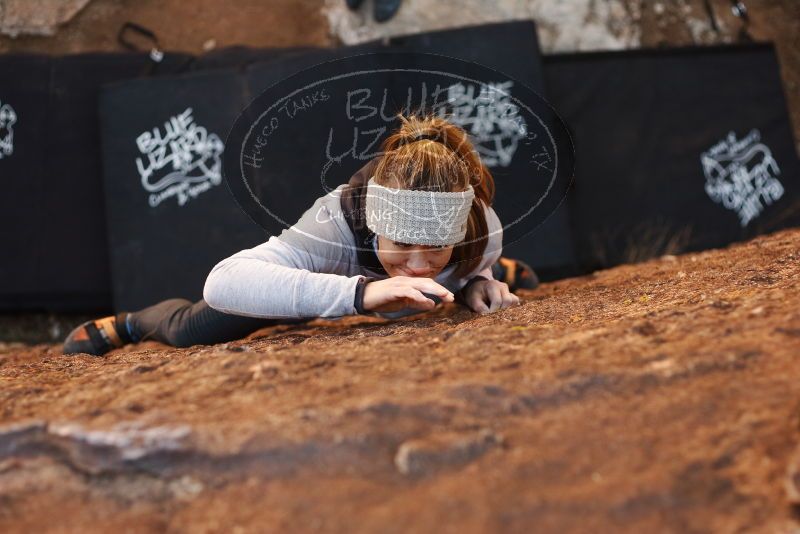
[203,191,366,319]
[464,201,504,284]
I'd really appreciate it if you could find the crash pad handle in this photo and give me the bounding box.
[118,22,164,63]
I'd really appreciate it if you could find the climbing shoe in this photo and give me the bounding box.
[492,257,540,293]
[62,313,132,356]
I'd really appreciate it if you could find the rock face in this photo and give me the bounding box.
[324,0,641,51]
[2,227,800,532]
[0,0,92,37]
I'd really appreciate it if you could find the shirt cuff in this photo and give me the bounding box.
[354,275,377,315]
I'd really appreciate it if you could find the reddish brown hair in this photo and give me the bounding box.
[373,112,496,278]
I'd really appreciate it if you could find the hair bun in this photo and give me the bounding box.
[410,131,444,144]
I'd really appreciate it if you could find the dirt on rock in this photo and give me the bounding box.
[1,227,799,532]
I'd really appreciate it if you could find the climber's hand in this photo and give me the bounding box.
[362,276,454,313]
[464,279,520,314]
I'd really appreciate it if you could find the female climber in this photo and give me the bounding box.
[63,112,538,356]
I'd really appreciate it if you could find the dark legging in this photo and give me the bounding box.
[126,298,311,347]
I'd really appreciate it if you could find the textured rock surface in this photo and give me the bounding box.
[324,0,641,51]
[0,0,91,37]
[2,227,800,532]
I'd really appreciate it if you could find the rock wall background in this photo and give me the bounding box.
[1,0,798,149]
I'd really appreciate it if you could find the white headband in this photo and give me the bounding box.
[365,177,475,246]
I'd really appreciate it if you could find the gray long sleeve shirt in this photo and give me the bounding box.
[203,183,503,320]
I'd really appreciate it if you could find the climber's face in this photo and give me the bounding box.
[376,235,454,278]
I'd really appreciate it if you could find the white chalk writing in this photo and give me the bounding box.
[701,129,783,227]
[135,107,224,208]
[447,81,527,167]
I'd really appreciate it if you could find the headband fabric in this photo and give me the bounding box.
[365,177,475,246]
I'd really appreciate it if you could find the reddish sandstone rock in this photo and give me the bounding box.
[1,228,800,532]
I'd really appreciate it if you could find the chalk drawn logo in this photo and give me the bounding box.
[701,129,784,227]
[447,81,527,167]
[0,100,17,159]
[225,52,574,259]
[135,107,224,208]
